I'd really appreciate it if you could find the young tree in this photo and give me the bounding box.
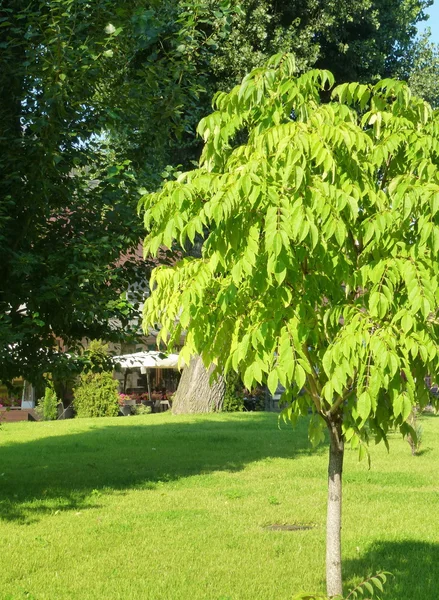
[140,55,439,596]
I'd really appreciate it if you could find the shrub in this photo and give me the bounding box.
[35,385,58,421]
[73,371,119,418]
[223,392,244,412]
[134,404,152,416]
[222,371,244,412]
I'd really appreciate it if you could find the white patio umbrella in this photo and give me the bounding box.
[112,351,179,369]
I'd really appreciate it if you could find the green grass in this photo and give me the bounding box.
[0,412,438,599]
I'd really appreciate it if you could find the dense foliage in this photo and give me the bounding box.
[0,0,431,385]
[0,0,153,383]
[73,371,119,418]
[222,371,245,412]
[407,31,439,107]
[142,54,439,437]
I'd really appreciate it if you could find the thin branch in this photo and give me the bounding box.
[330,383,355,415]
[380,153,393,190]
[305,375,322,413]
[302,344,322,394]
[301,344,325,414]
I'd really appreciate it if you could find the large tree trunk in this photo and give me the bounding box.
[326,416,344,598]
[172,355,225,414]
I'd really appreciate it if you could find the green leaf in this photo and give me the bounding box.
[363,581,374,595]
[243,364,254,391]
[273,232,283,258]
[357,391,372,423]
[267,370,279,395]
[358,443,369,463]
[335,220,346,246]
[401,312,413,333]
[295,364,306,391]
[402,394,412,422]
[393,394,403,418]
[371,577,384,592]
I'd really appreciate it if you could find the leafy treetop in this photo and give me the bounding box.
[141,54,439,449]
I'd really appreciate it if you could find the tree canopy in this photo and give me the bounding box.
[119,0,433,174]
[141,54,439,594]
[0,0,432,383]
[142,54,439,429]
[407,31,439,107]
[0,0,251,382]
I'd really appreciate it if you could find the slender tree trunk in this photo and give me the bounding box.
[326,416,344,598]
[172,355,225,414]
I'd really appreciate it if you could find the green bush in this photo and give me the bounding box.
[134,404,152,416]
[222,371,244,412]
[222,392,244,412]
[73,371,119,418]
[35,385,59,421]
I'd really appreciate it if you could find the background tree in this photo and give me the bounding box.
[0,0,264,384]
[140,55,439,596]
[407,30,439,107]
[0,0,235,383]
[120,0,433,176]
[171,355,225,413]
[0,0,149,383]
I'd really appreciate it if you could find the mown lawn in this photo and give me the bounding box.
[0,412,438,600]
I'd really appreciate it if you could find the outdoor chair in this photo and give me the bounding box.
[159,398,171,411]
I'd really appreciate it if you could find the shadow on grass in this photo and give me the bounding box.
[0,413,320,523]
[344,540,439,600]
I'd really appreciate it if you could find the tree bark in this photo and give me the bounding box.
[326,416,344,598]
[172,355,225,414]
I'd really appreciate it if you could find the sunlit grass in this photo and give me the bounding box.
[0,412,438,599]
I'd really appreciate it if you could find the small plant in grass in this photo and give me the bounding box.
[35,383,58,421]
[293,571,391,599]
[407,408,423,455]
[73,371,119,418]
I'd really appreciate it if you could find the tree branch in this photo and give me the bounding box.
[303,344,322,394]
[329,374,356,415]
